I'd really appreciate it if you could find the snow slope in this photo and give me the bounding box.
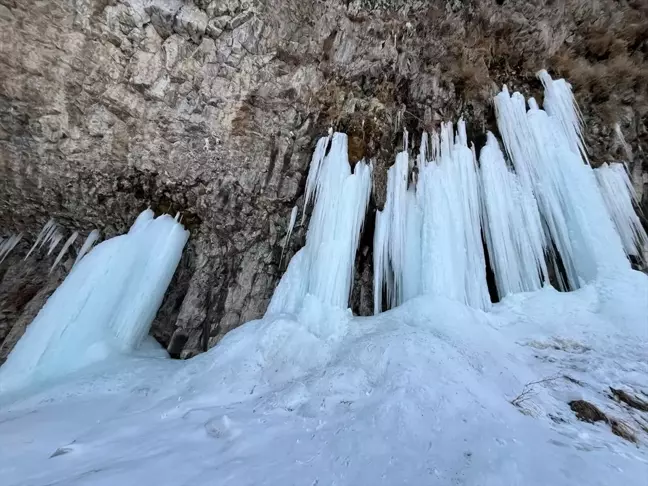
[1,270,647,486]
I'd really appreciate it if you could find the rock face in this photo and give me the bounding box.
[1,0,647,359]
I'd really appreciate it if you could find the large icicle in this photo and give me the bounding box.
[479,132,548,297]
[495,82,628,288]
[538,69,589,165]
[0,210,189,392]
[24,219,56,260]
[374,121,490,312]
[268,133,372,314]
[50,231,78,273]
[595,162,648,262]
[0,234,23,264]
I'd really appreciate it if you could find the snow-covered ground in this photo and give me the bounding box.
[1,269,647,486]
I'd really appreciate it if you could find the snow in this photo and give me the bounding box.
[0,210,189,393]
[1,269,647,486]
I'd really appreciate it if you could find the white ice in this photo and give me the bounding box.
[479,132,548,297]
[1,269,647,486]
[0,210,189,393]
[595,162,648,262]
[269,132,372,314]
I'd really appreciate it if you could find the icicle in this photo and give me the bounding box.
[24,219,55,260]
[495,80,628,288]
[479,132,548,298]
[47,231,64,256]
[74,229,101,267]
[0,234,23,264]
[595,163,648,262]
[613,123,633,162]
[40,223,60,251]
[270,132,372,314]
[384,151,410,308]
[50,232,78,273]
[0,211,189,392]
[537,69,589,164]
[280,206,298,267]
[372,209,389,315]
[301,130,332,225]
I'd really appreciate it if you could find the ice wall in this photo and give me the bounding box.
[374,121,491,312]
[268,133,372,314]
[0,210,189,392]
[495,74,628,289]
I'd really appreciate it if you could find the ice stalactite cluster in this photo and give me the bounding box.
[495,72,628,289]
[595,163,648,262]
[374,121,490,313]
[0,210,189,392]
[375,71,634,312]
[268,132,372,315]
[479,133,548,296]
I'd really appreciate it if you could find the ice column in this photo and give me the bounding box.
[268,133,372,314]
[0,210,189,392]
[479,132,548,297]
[595,162,648,262]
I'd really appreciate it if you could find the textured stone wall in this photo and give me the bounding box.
[1,0,646,359]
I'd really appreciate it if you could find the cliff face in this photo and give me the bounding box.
[1,0,647,359]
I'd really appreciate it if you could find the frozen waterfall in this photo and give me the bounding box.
[374,121,490,312]
[0,210,189,392]
[268,132,372,315]
[374,71,634,312]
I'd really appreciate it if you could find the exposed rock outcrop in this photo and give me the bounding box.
[1,0,647,359]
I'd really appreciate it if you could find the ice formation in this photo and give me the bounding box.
[50,231,78,273]
[495,76,628,290]
[538,69,589,164]
[0,210,189,392]
[374,121,490,312]
[280,206,298,266]
[479,132,548,297]
[595,163,648,262]
[268,132,372,314]
[0,234,23,264]
[74,229,101,267]
[24,219,56,260]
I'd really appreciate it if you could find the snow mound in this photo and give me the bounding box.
[1,270,647,486]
